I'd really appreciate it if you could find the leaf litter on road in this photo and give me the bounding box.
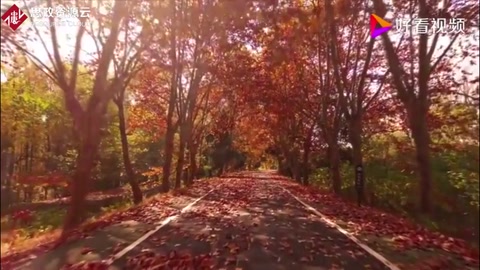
[109,174,388,269]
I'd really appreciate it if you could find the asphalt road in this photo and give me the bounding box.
[15,172,394,270]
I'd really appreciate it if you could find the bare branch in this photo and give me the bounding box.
[45,0,69,90]
[7,40,59,84]
[363,68,391,110]
[430,32,462,75]
[21,0,61,80]
[69,0,90,90]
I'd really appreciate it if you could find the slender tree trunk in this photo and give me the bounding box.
[294,165,301,182]
[162,118,175,192]
[276,156,283,174]
[46,134,51,152]
[284,153,292,178]
[291,149,302,182]
[188,142,198,185]
[117,101,143,204]
[179,67,203,187]
[407,105,432,213]
[28,143,33,173]
[1,151,13,209]
[175,123,187,188]
[302,127,313,185]
[162,0,178,193]
[328,137,342,194]
[302,148,310,186]
[24,143,29,172]
[349,116,364,202]
[8,153,15,204]
[291,157,299,181]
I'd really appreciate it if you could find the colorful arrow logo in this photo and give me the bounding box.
[370,14,392,38]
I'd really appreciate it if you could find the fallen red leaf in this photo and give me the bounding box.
[80,247,94,255]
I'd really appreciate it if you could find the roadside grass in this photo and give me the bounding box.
[0,199,133,256]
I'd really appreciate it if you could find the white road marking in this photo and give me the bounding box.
[280,186,401,270]
[104,188,216,265]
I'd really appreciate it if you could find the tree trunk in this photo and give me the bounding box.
[294,166,301,182]
[162,120,175,192]
[1,150,13,210]
[302,146,310,186]
[407,105,432,213]
[24,143,29,172]
[61,113,103,235]
[276,156,283,174]
[179,68,203,187]
[162,0,178,193]
[349,116,364,202]
[175,124,187,188]
[188,142,198,185]
[28,143,33,173]
[284,153,292,178]
[302,128,313,186]
[62,151,94,233]
[328,140,342,194]
[117,101,143,204]
[219,164,225,176]
[291,151,302,182]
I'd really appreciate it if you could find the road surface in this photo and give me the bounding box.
[15,171,395,270]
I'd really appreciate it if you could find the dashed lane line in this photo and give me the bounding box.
[279,186,401,270]
[104,188,216,265]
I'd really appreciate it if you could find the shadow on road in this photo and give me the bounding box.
[110,178,389,270]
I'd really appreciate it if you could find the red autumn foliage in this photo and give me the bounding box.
[15,173,70,188]
[127,66,170,138]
